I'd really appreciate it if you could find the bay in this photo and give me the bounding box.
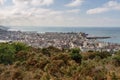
[9,27,120,44]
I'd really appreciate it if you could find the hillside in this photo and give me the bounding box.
[0,42,120,80]
[0,25,9,31]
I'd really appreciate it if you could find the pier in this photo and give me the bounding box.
[87,36,111,39]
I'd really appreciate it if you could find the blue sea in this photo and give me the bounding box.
[9,27,120,44]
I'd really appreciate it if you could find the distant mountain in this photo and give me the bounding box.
[0,25,9,31]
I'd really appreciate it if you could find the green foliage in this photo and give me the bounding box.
[0,43,120,79]
[88,52,97,60]
[112,50,120,66]
[83,51,111,60]
[12,42,28,52]
[70,48,82,63]
[0,42,28,65]
[0,43,16,65]
[97,51,111,59]
[113,55,120,66]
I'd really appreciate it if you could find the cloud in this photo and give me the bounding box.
[66,9,80,13]
[0,0,5,5]
[87,1,120,14]
[87,7,109,14]
[0,6,60,19]
[0,0,57,25]
[12,0,54,7]
[65,0,84,7]
[0,0,82,27]
[0,0,120,27]
[31,0,54,6]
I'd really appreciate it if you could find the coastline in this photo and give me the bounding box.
[0,27,120,52]
[7,27,120,44]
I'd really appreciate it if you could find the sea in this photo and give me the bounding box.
[9,27,120,44]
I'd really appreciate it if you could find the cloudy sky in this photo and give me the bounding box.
[0,0,120,27]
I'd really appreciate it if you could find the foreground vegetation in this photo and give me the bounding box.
[0,42,120,80]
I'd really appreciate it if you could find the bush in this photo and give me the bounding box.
[0,43,16,65]
[42,48,50,57]
[83,51,111,60]
[97,51,111,59]
[113,55,120,66]
[0,42,29,65]
[11,70,23,80]
[70,48,82,63]
[12,42,28,52]
[82,52,95,60]
[47,46,61,52]
[15,51,29,62]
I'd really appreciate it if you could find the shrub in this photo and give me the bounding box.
[12,42,28,52]
[0,42,29,65]
[83,51,111,60]
[0,43,16,65]
[97,51,111,59]
[11,70,23,80]
[70,48,82,63]
[51,53,70,64]
[15,51,29,62]
[113,55,120,66]
[42,48,50,57]
[47,46,61,52]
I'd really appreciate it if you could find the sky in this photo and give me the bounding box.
[0,0,120,27]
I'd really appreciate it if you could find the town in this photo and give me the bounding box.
[0,28,120,52]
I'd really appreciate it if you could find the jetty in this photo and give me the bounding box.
[87,36,111,39]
